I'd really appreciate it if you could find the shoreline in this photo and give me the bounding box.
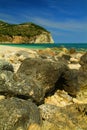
[0,43,87,50]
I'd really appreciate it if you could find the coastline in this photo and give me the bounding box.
[0,43,87,51]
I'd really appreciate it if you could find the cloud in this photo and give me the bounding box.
[27,16,87,32]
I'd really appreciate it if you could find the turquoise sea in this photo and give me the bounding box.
[0,43,87,51]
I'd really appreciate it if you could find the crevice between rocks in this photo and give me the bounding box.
[0,91,42,106]
[0,91,30,100]
[45,74,66,98]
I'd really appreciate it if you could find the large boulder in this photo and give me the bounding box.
[0,58,80,104]
[0,98,41,130]
[0,57,80,104]
[16,58,68,100]
[39,103,87,130]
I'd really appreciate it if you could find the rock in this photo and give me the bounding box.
[59,47,69,53]
[0,59,14,72]
[62,47,69,53]
[54,52,71,63]
[0,70,14,92]
[16,50,39,59]
[0,95,5,100]
[0,98,41,130]
[18,55,26,62]
[37,49,55,60]
[69,48,76,54]
[21,58,80,98]
[45,90,73,107]
[68,63,81,70]
[17,58,68,98]
[38,48,55,57]
[70,57,79,64]
[62,54,71,61]
[73,53,83,60]
[0,57,79,104]
[77,70,87,102]
[77,52,87,100]
[9,55,18,64]
[16,50,30,57]
[61,69,79,96]
[35,32,54,43]
[78,71,87,87]
[0,70,44,104]
[39,103,87,130]
[0,54,5,59]
[79,52,87,70]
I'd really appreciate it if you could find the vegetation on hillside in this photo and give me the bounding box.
[0,20,49,39]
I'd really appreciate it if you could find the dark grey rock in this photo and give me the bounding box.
[17,58,68,93]
[0,70,44,104]
[78,52,87,95]
[61,69,80,96]
[79,52,87,70]
[62,54,71,61]
[54,69,79,96]
[0,59,14,72]
[78,70,87,88]
[16,58,70,100]
[0,98,41,130]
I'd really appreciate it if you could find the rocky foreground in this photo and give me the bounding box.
[0,45,87,130]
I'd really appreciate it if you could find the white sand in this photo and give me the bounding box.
[0,45,29,53]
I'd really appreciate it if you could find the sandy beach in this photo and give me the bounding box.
[0,45,30,53]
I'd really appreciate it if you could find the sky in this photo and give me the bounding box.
[0,0,87,43]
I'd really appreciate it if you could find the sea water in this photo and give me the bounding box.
[0,43,87,51]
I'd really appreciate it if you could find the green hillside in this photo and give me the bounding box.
[0,20,49,37]
[0,20,54,43]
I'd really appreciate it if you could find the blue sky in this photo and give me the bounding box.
[0,0,87,43]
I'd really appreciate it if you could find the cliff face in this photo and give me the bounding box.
[0,21,54,44]
[35,32,54,43]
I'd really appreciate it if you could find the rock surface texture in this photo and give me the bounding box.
[77,52,87,103]
[39,103,87,130]
[0,46,87,130]
[0,98,41,130]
